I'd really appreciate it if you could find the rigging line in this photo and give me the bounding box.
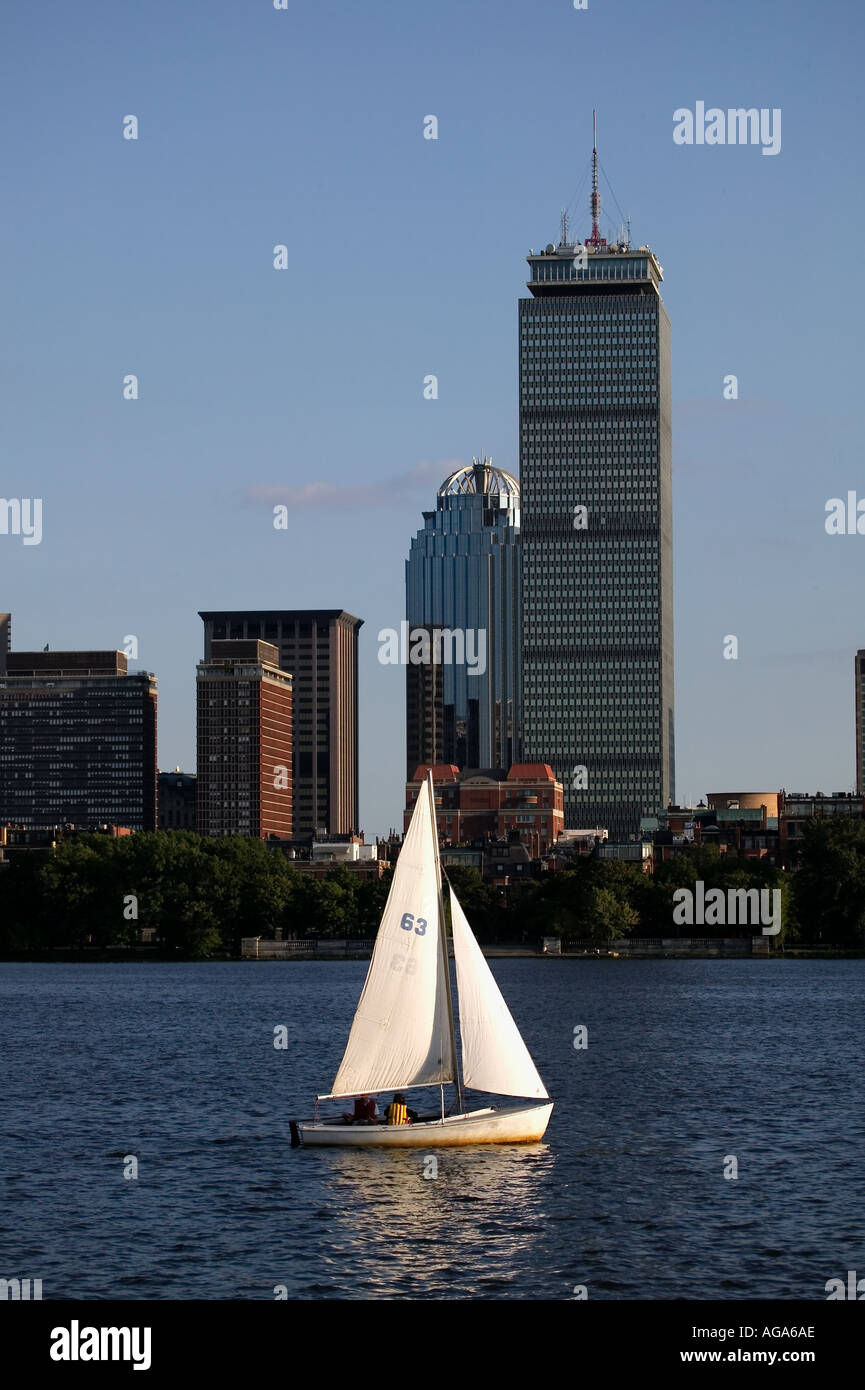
[564,163,592,228]
[596,155,628,229]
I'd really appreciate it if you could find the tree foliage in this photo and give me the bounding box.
[0,822,860,954]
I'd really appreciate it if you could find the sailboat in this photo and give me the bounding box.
[291,771,553,1147]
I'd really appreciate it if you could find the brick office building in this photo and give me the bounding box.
[196,640,292,839]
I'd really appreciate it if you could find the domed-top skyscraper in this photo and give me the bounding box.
[405,457,522,777]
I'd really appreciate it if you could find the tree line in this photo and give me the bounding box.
[0,817,862,958]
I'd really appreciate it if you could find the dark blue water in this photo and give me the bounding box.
[1,960,863,1300]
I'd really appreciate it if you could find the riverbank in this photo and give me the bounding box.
[3,943,863,962]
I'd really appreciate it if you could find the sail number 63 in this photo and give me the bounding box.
[400,913,427,936]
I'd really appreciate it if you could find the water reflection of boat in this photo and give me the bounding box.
[292,773,553,1148]
[299,1142,557,1298]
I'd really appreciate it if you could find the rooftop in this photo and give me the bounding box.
[438,458,519,501]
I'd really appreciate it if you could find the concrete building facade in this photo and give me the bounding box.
[0,650,157,830]
[519,218,674,840]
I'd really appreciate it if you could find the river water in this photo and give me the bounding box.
[1,959,862,1299]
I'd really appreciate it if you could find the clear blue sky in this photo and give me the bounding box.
[2,0,863,834]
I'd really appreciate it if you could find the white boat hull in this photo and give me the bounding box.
[296,1102,553,1147]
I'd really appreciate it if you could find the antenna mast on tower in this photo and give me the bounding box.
[588,109,603,248]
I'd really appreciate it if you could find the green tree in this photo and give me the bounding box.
[583,885,639,941]
[792,818,865,945]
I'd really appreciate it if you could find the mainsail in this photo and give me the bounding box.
[326,782,454,1098]
[450,886,549,1100]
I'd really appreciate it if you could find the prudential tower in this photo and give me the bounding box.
[518,116,674,839]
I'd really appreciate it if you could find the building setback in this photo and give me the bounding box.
[0,650,157,829]
[519,144,674,840]
[196,640,292,839]
[199,611,361,838]
[405,459,522,779]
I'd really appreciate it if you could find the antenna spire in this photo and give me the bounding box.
[588,109,603,248]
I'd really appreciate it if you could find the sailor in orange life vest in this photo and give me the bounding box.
[342,1094,379,1125]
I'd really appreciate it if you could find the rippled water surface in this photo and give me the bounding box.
[1,960,863,1299]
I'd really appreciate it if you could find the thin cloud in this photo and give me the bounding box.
[247,459,464,510]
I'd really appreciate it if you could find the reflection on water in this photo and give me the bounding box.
[285,1142,556,1297]
[2,960,864,1299]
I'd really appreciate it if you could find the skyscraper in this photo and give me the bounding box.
[0,649,157,829]
[0,614,10,674]
[199,610,361,837]
[405,460,522,778]
[519,125,674,839]
[855,650,865,795]
[196,639,292,839]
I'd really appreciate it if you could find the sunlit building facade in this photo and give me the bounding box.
[405,459,522,778]
[519,236,674,838]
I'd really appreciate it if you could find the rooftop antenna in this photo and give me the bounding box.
[588,109,603,248]
[560,207,569,247]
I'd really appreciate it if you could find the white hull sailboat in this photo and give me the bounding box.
[292,773,553,1148]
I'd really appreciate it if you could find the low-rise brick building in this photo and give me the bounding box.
[405,762,564,854]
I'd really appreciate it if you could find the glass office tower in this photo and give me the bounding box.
[405,459,522,778]
[519,237,674,838]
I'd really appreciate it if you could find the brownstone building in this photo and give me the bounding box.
[196,640,292,839]
[645,798,779,865]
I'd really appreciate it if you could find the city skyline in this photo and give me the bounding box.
[4,2,865,1335]
[3,1,864,836]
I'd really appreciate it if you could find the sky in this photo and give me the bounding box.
[2,0,864,835]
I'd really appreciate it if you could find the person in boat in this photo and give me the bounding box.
[385,1093,412,1125]
[342,1094,378,1125]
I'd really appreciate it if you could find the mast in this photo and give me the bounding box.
[588,109,603,248]
[428,770,462,1112]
